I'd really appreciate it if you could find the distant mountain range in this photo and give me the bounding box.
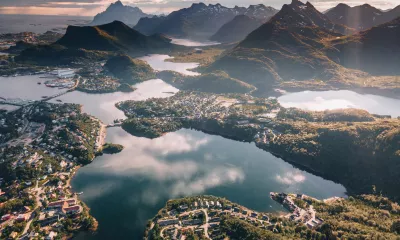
[207,0,400,92]
[327,17,400,75]
[326,3,400,30]
[133,3,278,40]
[90,1,151,26]
[210,15,266,43]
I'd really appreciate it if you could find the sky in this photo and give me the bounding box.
[0,0,398,16]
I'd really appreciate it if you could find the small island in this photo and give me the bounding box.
[145,194,400,239]
[104,54,156,84]
[101,143,124,154]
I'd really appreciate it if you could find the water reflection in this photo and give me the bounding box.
[0,75,63,100]
[72,128,346,240]
[169,38,220,47]
[278,90,400,117]
[50,79,178,124]
[138,54,200,76]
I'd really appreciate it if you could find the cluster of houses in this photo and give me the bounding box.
[152,196,276,240]
[270,192,324,229]
[0,103,100,239]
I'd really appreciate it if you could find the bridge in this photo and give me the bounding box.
[0,79,80,107]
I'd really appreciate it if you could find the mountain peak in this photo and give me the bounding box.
[111,1,124,8]
[91,0,149,26]
[191,2,207,8]
[291,0,305,7]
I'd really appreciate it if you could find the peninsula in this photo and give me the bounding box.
[0,102,111,239]
[145,193,400,239]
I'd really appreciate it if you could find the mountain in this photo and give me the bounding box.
[207,0,346,92]
[134,16,167,35]
[16,44,110,66]
[56,21,173,52]
[327,17,400,75]
[133,3,277,40]
[243,4,279,19]
[210,5,278,43]
[325,3,400,30]
[210,15,266,43]
[104,55,156,83]
[90,1,151,26]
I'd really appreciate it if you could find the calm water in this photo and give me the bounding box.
[0,14,90,34]
[278,90,400,117]
[169,38,220,47]
[138,54,200,76]
[72,127,346,240]
[0,75,63,112]
[50,79,178,124]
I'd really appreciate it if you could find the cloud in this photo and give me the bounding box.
[0,0,398,15]
[169,167,245,197]
[276,171,306,185]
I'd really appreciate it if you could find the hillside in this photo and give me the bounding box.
[207,0,344,92]
[326,3,400,31]
[157,70,256,94]
[104,54,156,83]
[133,3,277,40]
[15,44,110,66]
[326,17,400,75]
[90,1,150,26]
[207,0,400,94]
[210,15,265,43]
[56,21,173,52]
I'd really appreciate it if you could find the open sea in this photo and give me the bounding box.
[0,14,91,34]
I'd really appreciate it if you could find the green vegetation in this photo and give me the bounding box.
[57,21,174,53]
[122,118,182,139]
[277,108,376,122]
[185,71,256,94]
[16,44,111,66]
[219,215,278,239]
[158,70,256,94]
[267,112,400,200]
[101,143,124,154]
[147,194,400,240]
[168,48,225,67]
[104,54,156,83]
[308,195,400,239]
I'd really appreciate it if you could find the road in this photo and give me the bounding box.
[22,180,44,235]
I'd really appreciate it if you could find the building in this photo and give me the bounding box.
[179,205,188,211]
[45,231,57,240]
[182,219,202,226]
[1,214,11,221]
[50,69,75,79]
[63,205,82,214]
[47,200,68,209]
[16,214,26,222]
[158,218,179,227]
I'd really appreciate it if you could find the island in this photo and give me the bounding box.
[100,143,124,154]
[0,102,114,239]
[116,91,400,201]
[104,54,156,84]
[145,193,400,239]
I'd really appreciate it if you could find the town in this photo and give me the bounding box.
[0,102,104,239]
[145,196,275,240]
[145,193,328,240]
